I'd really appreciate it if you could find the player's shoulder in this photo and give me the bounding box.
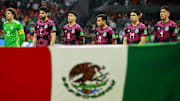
[107,26,112,30]
[125,24,131,29]
[155,21,162,26]
[169,20,177,26]
[139,22,145,26]
[96,27,101,31]
[75,24,82,29]
[48,19,55,24]
[3,21,8,25]
[63,24,69,29]
[75,23,80,27]
[35,19,41,25]
[139,23,147,28]
[13,20,21,25]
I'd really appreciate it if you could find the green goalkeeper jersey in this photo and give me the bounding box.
[3,19,25,47]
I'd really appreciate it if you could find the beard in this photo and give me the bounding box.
[40,16,46,21]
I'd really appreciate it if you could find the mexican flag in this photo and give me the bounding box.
[0,43,180,101]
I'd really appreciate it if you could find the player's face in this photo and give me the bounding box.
[96,17,105,27]
[160,9,170,20]
[5,11,14,20]
[130,12,139,22]
[68,13,76,23]
[39,10,48,19]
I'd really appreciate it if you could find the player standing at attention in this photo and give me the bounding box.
[62,11,85,45]
[154,6,178,43]
[95,14,117,44]
[32,6,56,47]
[3,7,25,47]
[123,9,147,45]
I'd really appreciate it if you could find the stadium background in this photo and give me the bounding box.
[0,0,180,46]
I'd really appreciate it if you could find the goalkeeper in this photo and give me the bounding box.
[3,7,25,47]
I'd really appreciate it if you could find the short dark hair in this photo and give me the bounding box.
[97,14,107,22]
[39,6,49,13]
[130,9,141,16]
[68,10,78,18]
[6,7,17,18]
[161,6,170,12]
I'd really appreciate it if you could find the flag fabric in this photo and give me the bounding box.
[50,45,128,101]
[0,43,180,101]
[0,47,51,101]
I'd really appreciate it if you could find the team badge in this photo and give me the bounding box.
[165,26,169,31]
[64,30,67,33]
[127,29,131,33]
[135,29,139,33]
[103,32,107,37]
[96,32,99,35]
[44,24,48,29]
[157,27,161,30]
[71,29,75,34]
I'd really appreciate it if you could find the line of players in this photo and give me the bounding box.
[3,6,179,47]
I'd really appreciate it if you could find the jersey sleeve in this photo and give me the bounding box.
[141,25,148,37]
[124,26,128,37]
[154,23,158,36]
[109,29,116,41]
[34,23,38,34]
[78,27,84,39]
[17,23,25,46]
[2,24,5,35]
[172,23,178,37]
[50,22,57,33]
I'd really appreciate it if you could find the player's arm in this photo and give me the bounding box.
[80,31,85,44]
[123,36,127,45]
[153,24,158,42]
[50,24,57,47]
[172,24,179,41]
[32,23,38,47]
[110,30,117,44]
[139,36,146,45]
[32,33,37,47]
[61,28,66,43]
[50,32,56,47]
[112,33,117,44]
[18,24,25,46]
[139,27,148,45]
[123,28,127,45]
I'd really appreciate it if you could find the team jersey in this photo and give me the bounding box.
[3,19,25,47]
[34,19,56,47]
[154,20,178,42]
[95,26,116,44]
[63,24,84,45]
[124,22,147,44]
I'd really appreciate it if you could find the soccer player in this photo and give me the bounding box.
[154,6,178,43]
[123,9,147,45]
[62,11,85,45]
[32,6,56,47]
[95,14,117,44]
[3,7,25,47]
